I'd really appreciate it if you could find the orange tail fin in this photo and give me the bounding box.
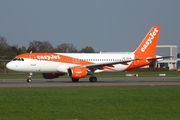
[125,26,160,71]
[134,26,160,56]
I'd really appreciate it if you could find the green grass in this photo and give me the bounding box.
[1,70,180,79]
[0,86,180,120]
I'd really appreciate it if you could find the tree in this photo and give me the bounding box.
[6,45,20,58]
[79,46,95,53]
[27,41,39,52]
[39,41,53,52]
[20,46,27,54]
[57,43,78,53]
[0,36,9,49]
[0,36,9,58]
[27,41,53,52]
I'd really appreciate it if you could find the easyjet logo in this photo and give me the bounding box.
[141,28,158,52]
[37,55,60,60]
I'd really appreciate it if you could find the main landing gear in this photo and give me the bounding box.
[71,76,97,82]
[89,76,97,82]
[27,73,32,83]
[88,69,97,82]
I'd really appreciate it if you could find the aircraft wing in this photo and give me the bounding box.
[84,58,141,69]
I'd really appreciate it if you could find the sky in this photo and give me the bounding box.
[0,0,180,52]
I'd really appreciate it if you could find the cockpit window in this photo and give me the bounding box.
[13,58,17,61]
[13,58,24,61]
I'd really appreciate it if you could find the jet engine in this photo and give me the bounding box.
[42,73,65,79]
[67,67,87,79]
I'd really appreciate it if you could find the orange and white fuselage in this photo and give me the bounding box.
[6,26,167,82]
[7,52,136,73]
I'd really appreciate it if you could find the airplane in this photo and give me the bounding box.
[6,26,170,82]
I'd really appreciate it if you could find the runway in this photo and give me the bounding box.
[0,77,180,88]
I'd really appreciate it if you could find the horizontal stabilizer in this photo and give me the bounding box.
[146,56,173,62]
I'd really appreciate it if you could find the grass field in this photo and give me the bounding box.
[0,86,180,120]
[1,70,180,79]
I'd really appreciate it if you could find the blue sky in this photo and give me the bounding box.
[0,0,180,52]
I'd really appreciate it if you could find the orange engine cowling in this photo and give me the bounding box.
[67,67,87,79]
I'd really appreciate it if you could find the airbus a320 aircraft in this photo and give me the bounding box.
[6,26,170,82]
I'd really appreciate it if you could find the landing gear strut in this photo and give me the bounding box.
[27,73,33,83]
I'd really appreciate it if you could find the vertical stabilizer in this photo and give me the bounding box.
[125,26,161,71]
[134,26,160,56]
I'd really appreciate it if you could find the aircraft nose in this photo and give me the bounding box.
[6,62,15,70]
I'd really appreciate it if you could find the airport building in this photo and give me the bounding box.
[155,45,178,70]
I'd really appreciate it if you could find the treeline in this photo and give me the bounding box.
[0,36,96,59]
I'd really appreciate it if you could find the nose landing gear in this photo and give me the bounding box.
[27,73,33,82]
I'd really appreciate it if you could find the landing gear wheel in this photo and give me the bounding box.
[27,73,33,83]
[27,78,32,83]
[89,76,97,82]
[72,78,79,82]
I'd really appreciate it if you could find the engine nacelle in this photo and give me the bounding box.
[42,73,65,79]
[67,67,87,79]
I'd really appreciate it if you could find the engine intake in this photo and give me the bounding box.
[68,67,87,79]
